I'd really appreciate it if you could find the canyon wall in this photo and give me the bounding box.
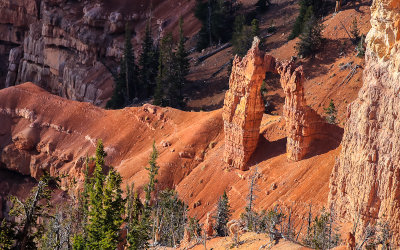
[0,0,196,106]
[223,38,337,170]
[329,0,400,244]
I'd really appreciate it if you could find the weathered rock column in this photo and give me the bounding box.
[222,38,268,170]
[329,0,400,244]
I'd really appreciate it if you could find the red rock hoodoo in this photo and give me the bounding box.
[223,38,335,169]
[277,61,329,161]
[222,38,269,170]
[329,0,400,244]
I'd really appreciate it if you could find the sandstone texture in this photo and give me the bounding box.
[277,61,335,161]
[329,0,400,244]
[223,38,338,169]
[222,38,269,170]
[0,0,196,106]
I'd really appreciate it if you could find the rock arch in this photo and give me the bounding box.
[223,38,332,170]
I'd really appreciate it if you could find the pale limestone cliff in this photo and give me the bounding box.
[329,0,400,244]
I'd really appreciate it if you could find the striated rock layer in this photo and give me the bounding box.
[223,38,337,170]
[329,0,400,244]
[0,0,196,106]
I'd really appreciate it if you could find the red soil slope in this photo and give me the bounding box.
[0,83,341,225]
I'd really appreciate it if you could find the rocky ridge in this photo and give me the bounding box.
[329,0,400,244]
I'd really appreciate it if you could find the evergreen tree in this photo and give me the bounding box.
[123,23,139,100]
[73,140,125,250]
[144,141,159,209]
[351,17,360,43]
[0,219,15,250]
[126,187,149,249]
[154,189,188,247]
[9,173,59,250]
[175,17,190,107]
[154,33,176,106]
[194,0,240,50]
[213,190,232,236]
[324,99,337,124]
[232,17,260,57]
[139,20,159,98]
[295,14,324,58]
[289,0,327,40]
[107,24,138,109]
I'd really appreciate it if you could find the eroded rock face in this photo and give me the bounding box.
[329,0,400,244]
[223,38,334,169]
[0,0,134,106]
[222,38,269,170]
[277,61,329,161]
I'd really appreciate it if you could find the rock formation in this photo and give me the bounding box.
[222,38,271,170]
[223,38,337,169]
[0,0,194,106]
[329,0,400,244]
[277,61,330,161]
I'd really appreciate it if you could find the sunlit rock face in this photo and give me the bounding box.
[222,38,268,171]
[223,38,332,170]
[329,0,400,244]
[0,0,124,106]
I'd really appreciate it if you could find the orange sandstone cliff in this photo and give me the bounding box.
[329,0,400,244]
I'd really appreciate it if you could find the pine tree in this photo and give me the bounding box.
[213,190,232,236]
[74,140,125,250]
[100,170,125,248]
[9,173,59,250]
[124,23,138,100]
[155,189,188,247]
[154,33,175,106]
[139,20,159,98]
[295,14,324,58]
[351,17,360,43]
[256,0,269,12]
[144,141,159,209]
[86,141,107,248]
[324,99,337,124]
[126,187,149,249]
[0,219,15,249]
[174,17,190,108]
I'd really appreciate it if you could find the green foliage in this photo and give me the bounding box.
[154,189,188,247]
[194,0,240,50]
[213,190,232,236]
[154,33,183,107]
[289,0,327,40]
[138,19,159,98]
[356,35,365,58]
[0,219,15,250]
[351,17,360,43]
[324,99,337,124]
[175,17,190,107]
[73,140,125,250]
[144,141,159,208]
[295,14,324,58]
[303,208,340,249]
[126,187,150,250]
[232,17,261,57]
[107,24,138,109]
